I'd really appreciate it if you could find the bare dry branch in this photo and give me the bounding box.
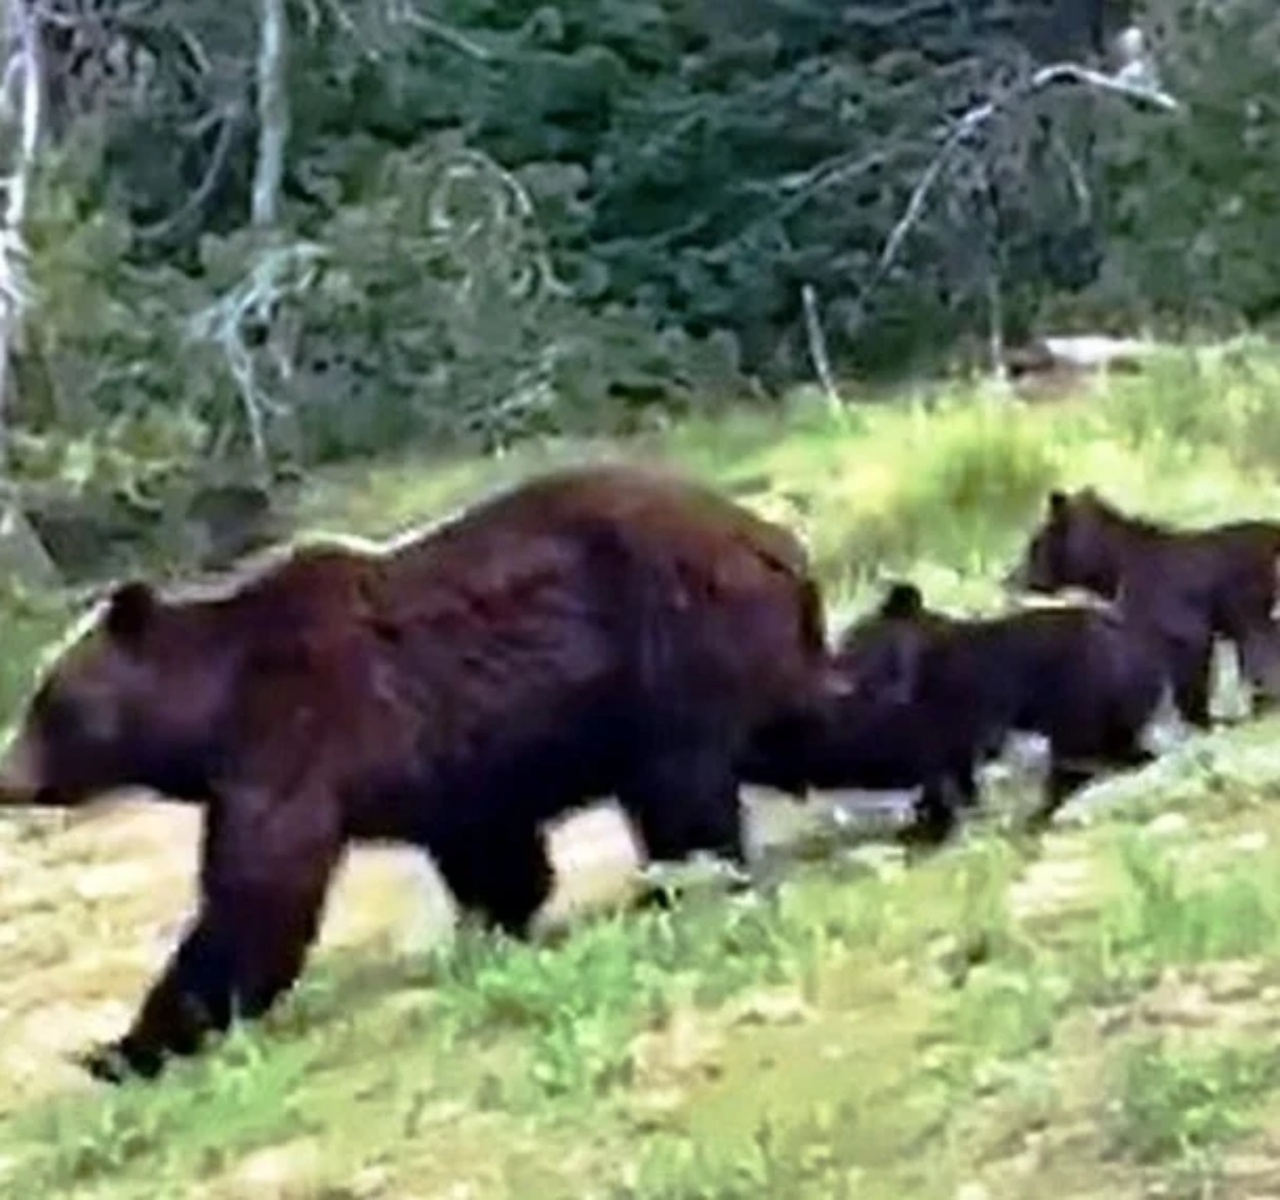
[309,0,358,41]
[426,147,568,302]
[186,241,328,480]
[394,4,492,63]
[800,284,841,411]
[984,257,1007,386]
[850,58,1181,329]
[134,102,243,243]
[308,0,493,63]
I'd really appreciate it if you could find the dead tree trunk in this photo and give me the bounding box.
[0,0,42,470]
[252,0,289,228]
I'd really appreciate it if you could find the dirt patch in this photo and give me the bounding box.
[1007,853,1096,921]
[0,795,672,1110]
[0,783,901,1111]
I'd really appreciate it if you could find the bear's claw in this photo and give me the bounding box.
[76,1038,165,1085]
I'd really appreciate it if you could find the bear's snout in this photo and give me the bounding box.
[0,726,42,805]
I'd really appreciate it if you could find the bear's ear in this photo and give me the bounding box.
[103,581,158,645]
[1047,489,1069,519]
[880,581,923,619]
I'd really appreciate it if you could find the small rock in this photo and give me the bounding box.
[728,988,815,1028]
[1146,811,1189,837]
[436,1186,477,1200]
[626,1087,687,1131]
[1221,1150,1280,1185]
[629,1010,724,1086]
[1008,857,1091,918]
[1233,830,1269,854]
[1139,976,1217,1028]
[1093,1007,1122,1035]
[350,1165,391,1198]
[955,1183,991,1200]
[1009,1148,1041,1177]
[229,1139,323,1198]
[1204,960,1262,1004]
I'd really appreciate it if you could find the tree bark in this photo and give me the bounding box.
[251,0,289,228]
[0,0,43,470]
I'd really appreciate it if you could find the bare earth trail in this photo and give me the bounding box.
[0,784,886,1113]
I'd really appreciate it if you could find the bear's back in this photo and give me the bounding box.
[396,462,808,577]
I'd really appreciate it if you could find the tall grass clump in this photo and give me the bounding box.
[1084,826,1280,998]
[1108,1035,1280,1166]
[743,394,1059,593]
[1104,337,1280,481]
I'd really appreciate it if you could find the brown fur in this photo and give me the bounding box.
[0,462,836,1082]
[828,580,1171,834]
[1007,487,1280,727]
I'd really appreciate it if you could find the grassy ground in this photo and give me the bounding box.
[6,338,1280,1197]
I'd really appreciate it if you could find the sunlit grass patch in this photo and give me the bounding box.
[1102,335,1280,478]
[1080,828,1280,1000]
[1107,1034,1280,1169]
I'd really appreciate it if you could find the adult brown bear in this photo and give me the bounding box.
[830,580,1173,831]
[1007,487,1280,727]
[0,462,837,1083]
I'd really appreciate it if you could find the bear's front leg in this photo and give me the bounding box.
[80,914,235,1083]
[83,785,345,1085]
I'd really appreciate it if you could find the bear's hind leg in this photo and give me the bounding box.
[618,742,751,910]
[898,773,966,854]
[1167,637,1215,729]
[1027,752,1097,833]
[1236,624,1280,716]
[430,820,557,941]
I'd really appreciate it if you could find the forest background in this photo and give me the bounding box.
[0,0,1263,582]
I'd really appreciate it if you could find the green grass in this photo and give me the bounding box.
[10,337,1280,1196]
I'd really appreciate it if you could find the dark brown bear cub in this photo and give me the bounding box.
[0,462,836,1084]
[835,580,1174,831]
[1007,487,1280,727]
[738,652,983,850]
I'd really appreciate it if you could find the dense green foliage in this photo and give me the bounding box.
[2,0,1278,581]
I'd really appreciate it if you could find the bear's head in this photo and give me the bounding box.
[834,580,935,706]
[0,581,231,808]
[1004,488,1125,599]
